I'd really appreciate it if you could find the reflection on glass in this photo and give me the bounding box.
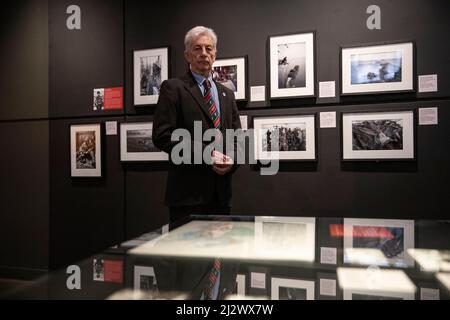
[407,249,450,272]
[337,267,416,300]
[271,277,315,300]
[436,273,450,293]
[343,218,415,267]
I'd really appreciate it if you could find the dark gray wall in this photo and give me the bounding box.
[0,0,49,278]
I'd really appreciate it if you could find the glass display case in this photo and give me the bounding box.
[3,215,450,300]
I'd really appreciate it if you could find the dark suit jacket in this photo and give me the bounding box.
[152,71,241,207]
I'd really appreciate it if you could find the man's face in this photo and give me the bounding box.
[185,35,216,77]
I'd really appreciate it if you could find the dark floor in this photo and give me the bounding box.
[0,278,34,298]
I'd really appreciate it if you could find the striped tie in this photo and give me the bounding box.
[202,258,221,300]
[203,79,221,130]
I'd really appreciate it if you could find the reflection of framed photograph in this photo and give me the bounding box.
[271,277,315,300]
[341,41,414,95]
[253,115,316,161]
[70,124,102,177]
[268,31,315,99]
[338,268,416,300]
[134,265,159,296]
[342,110,415,160]
[212,56,247,100]
[120,122,168,161]
[255,216,315,262]
[133,47,169,105]
[343,218,415,267]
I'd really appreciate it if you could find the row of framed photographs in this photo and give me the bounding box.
[70,108,416,176]
[134,34,415,105]
[253,109,415,161]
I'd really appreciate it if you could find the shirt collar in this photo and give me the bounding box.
[190,68,213,86]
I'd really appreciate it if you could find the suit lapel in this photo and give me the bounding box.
[183,72,214,127]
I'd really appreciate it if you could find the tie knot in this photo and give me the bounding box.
[203,79,211,90]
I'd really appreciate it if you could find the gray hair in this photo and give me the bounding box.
[184,26,218,51]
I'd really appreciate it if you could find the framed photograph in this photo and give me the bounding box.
[253,115,316,161]
[254,216,316,262]
[212,56,247,100]
[70,124,101,177]
[338,268,416,300]
[133,47,169,105]
[271,277,315,300]
[134,265,159,296]
[341,41,414,95]
[120,122,168,161]
[343,218,415,268]
[268,31,315,99]
[342,110,415,160]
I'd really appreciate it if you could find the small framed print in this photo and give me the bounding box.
[70,124,102,177]
[343,218,415,268]
[342,110,415,160]
[212,56,247,100]
[134,265,159,296]
[341,41,414,95]
[271,277,315,300]
[120,122,168,161]
[268,31,315,99]
[133,47,170,105]
[253,114,316,161]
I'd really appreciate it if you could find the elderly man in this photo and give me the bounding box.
[152,26,241,223]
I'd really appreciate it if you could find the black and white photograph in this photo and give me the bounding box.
[261,122,306,152]
[341,42,414,95]
[134,47,169,105]
[352,119,403,151]
[271,277,315,300]
[70,124,102,177]
[120,122,168,161]
[342,110,415,160]
[93,259,104,281]
[93,88,104,110]
[134,266,159,297]
[253,115,316,160]
[343,218,415,267]
[212,56,247,100]
[269,32,315,99]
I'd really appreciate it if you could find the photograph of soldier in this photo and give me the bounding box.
[262,123,306,152]
[93,89,104,110]
[140,55,162,96]
[126,129,159,153]
[352,119,403,151]
[76,131,96,169]
[277,42,306,89]
[93,259,104,281]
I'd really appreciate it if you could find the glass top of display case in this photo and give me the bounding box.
[3,215,450,301]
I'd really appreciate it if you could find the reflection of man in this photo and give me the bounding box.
[152,26,241,223]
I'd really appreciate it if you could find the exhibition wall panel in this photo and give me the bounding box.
[0,121,49,276]
[0,0,49,120]
[231,100,450,219]
[49,117,125,270]
[124,0,450,112]
[49,0,124,118]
